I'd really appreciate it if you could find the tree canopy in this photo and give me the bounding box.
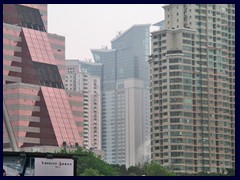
[61,147,119,176]
[60,147,234,176]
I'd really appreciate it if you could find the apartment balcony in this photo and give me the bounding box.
[166,50,183,54]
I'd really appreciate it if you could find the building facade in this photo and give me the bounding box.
[149,4,235,173]
[3,4,84,150]
[48,33,66,84]
[91,24,151,167]
[65,60,102,150]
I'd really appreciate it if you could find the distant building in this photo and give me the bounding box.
[91,24,151,168]
[3,4,83,150]
[149,4,235,173]
[65,60,102,150]
[153,20,165,30]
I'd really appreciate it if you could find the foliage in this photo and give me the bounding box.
[124,162,176,176]
[225,168,235,176]
[61,147,119,176]
[60,147,235,176]
[127,165,144,176]
[144,161,176,176]
[80,168,103,176]
[112,164,128,176]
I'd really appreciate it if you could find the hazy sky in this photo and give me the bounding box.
[48,4,164,60]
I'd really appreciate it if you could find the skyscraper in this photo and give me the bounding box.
[149,4,235,173]
[91,24,151,167]
[65,60,102,150]
[3,4,83,150]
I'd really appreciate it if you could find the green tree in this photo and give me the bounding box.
[61,147,119,176]
[80,168,103,176]
[226,168,235,176]
[127,165,144,176]
[60,148,179,176]
[112,164,128,176]
[145,161,176,176]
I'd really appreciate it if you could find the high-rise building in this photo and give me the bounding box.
[91,24,151,167]
[149,4,235,173]
[65,60,102,150]
[3,4,83,150]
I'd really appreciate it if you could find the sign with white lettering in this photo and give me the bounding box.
[34,158,74,176]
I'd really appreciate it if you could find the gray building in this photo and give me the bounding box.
[149,4,235,173]
[65,60,102,150]
[91,24,150,167]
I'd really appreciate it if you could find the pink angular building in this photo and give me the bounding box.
[3,4,84,150]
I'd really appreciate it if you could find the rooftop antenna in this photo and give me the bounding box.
[116,30,122,37]
[101,45,108,49]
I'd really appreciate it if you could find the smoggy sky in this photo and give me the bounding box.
[48,4,164,61]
